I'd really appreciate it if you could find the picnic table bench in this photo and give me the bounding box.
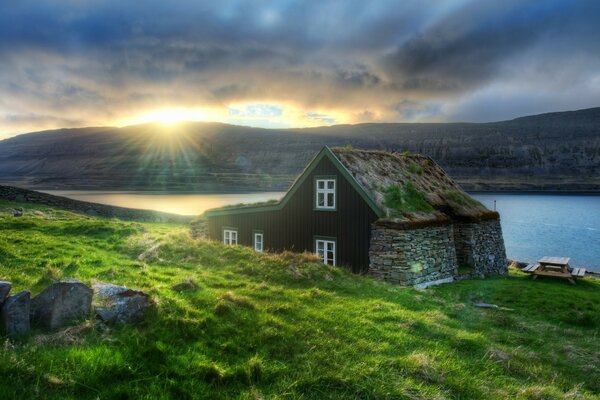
[522,256,586,284]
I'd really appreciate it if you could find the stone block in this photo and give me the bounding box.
[1,290,30,336]
[0,281,11,303]
[31,279,93,330]
[93,283,152,324]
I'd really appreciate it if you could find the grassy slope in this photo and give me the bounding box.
[0,199,599,400]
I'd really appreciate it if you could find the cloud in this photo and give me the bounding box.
[1,0,600,137]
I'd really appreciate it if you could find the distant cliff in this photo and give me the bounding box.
[0,107,599,192]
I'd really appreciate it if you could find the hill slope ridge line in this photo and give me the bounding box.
[0,185,193,222]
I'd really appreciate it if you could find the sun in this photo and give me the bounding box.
[122,107,219,127]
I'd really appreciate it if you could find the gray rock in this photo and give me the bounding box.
[0,281,11,303]
[95,307,117,325]
[30,279,93,330]
[13,208,23,217]
[1,291,30,336]
[93,283,152,324]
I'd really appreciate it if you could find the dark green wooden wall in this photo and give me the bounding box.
[207,156,379,273]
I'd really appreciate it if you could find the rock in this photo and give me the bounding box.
[0,281,11,303]
[30,279,93,330]
[93,283,152,324]
[13,208,23,217]
[95,307,117,325]
[1,291,30,336]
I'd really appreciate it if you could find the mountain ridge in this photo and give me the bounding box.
[1,107,599,192]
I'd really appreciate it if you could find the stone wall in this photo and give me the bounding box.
[0,185,192,223]
[368,217,507,287]
[369,222,458,286]
[453,218,507,276]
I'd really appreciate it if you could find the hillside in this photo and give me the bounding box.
[0,107,600,191]
[0,200,599,399]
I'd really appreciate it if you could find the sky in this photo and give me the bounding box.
[1,0,600,138]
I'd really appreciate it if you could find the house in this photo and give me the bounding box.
[204,146,507,286]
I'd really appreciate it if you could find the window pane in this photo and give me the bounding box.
[317,180,324,189]
[327,180,335,189]
[327,193,334,207]
[318,193,325,206]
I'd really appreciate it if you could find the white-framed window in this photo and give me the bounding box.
[253,232,264,252]
[316,178,336,210]
[316,239,336,265]
[223,229,238,245]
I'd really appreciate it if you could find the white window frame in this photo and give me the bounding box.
[315,178,336,210]
[253,232,264,252]
[315,238,336,265]
[223,229,238,245]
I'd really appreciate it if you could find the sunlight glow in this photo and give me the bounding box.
[123,108,219,127]
[116,102,354,130]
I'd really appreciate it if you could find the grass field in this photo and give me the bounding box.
[0,199,599,399]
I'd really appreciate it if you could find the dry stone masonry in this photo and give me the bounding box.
[369,222,458,286]
[369,216,507,287]
[454,219,507,276]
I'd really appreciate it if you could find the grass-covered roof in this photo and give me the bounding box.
[331,147,496,224]
[205,146,497,224]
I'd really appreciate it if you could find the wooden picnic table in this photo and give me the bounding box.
[522,256,586,284]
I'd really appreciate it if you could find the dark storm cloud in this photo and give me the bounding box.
[383,1,600,93]
[1,0,600,136]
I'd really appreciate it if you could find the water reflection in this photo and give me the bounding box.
[43,191,285,216]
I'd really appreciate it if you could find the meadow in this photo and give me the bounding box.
[0,199,599,399]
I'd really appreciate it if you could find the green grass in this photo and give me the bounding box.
[457,264,474,275]
[443,190,484,208]
[215,199,279,210]
[408,163,424,175]
[384,182,434,215]
[1,199,599,399]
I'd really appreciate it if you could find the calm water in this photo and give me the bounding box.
[472,193,600,271]
[43,191,285,216]
[44,191,600,271]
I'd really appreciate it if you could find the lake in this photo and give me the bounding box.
[472,193,600,271]
[44,191,600,271]
[43,191,285,216]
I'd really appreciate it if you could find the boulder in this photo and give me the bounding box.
[30,279,93,330]
[94,307,117,325]
[1,291,30,336]
[0,281,11,303]
[93,283,152,324]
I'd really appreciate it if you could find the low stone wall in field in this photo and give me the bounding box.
[369,223,458,286]
[0,185,193,223]
[454,219,507,276]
